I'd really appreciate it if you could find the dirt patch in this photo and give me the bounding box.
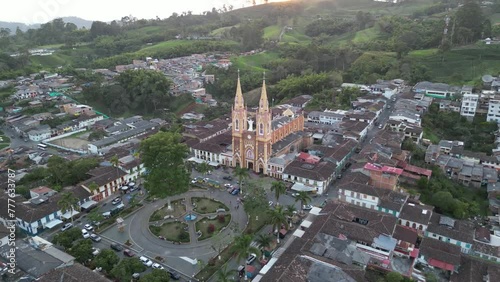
[49,137,90,150]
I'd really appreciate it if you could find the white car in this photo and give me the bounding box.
[302,205,313,210]
[139,256,153,267]
[246,253,257,265]
[61,223,73,231]
[82,229,90,239]
[84,224,93,231]
[378,124,383,129]
[224,183,232,188]
[92,247,100,256]
[152,263,164,270]
[268,201,274,207]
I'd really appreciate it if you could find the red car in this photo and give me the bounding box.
[123,249,134,257]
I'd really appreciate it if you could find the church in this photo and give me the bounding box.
[231,73,305,174]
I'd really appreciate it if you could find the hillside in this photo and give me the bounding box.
[0,16,92,33]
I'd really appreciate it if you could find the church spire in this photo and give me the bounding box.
[234,69,245,109]
[259,72,269,112]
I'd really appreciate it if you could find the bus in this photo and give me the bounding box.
[37,143,47,150]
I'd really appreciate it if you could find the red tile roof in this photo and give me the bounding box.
[364,163,403,175]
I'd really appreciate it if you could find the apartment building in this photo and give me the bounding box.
[460,93,478,119]
[487,96,500,123]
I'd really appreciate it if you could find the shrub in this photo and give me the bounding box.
[179,232,189,241]
[207,224,215,234]
[218,214,225,223]
[150,226,161,236]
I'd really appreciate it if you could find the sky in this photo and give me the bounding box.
[3,0,290,24]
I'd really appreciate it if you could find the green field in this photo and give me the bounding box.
[352,26,383,44]
[29,53,73,68]
[490,13,500,24]
[232,51,279,72]
[263,25,282,40]
[408,45,500,84]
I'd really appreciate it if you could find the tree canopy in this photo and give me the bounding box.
[140,131,190,197]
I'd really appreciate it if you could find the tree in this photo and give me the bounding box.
[285,204,297,227]
[270,181,287,205]
[88,182,99,194]
[233,166,249,194]
[87,209,104,230]
[197,162,211,175]
[140,269,171,282]
[267,205,288,243]
[94,249,120,273]
[216,264,238,282]
[210,233,227,260]
[140,132,190,197]
[68,239,93,263]
[385,271,403,282]
[231,234,260,278]
[110,154,120,178]
[454,0,483,41]
[52,228,81,249]
[295,191,311,213]
[58,192,78,224]
[110,257,146,282]
[254,234,272,259]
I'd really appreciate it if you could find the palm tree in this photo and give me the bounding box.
[58,192,78,224]
[231,234,260,280]
[254,234,272,260]
[267,205,288,244]
[295,191,312,214]
[197,162,211,175]
[88,182,99,195]
[233,166,249,194]
[270,181,287,205]
[285,205,297,228]
[216,264,238,282]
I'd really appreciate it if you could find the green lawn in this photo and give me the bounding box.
[29,53,73,68]
[352,26,382,44]
[231,51,279,72]
[409,45,500,84]
[281,29,311,44]
[192,197,227,214]
[149,222,190,243]
[490,13,500,24]
[195,214,231,241]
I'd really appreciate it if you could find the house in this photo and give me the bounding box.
[418,237,461,272]
[398,202,433,235]
[363,163,403,190]
[413,81,457,99]
[79,166,128,201]
[450,256,500,282]
[339,120,370,141]
[424,214,474,254]
[14,85,42,99]
[0,186,90,235]
[38,263,112,282]
[0,237,75,279]
[487,182,500,215]
[307,111,344,125]
[307,140,358,174]
[337,181,408,217]
[27,124,52,141]
[286,95,313,108]
[392,225,419,258]
[370,81,398,99]
[189,132,233,167]
[439,100,461,112]
[487,96,500,123]
[283,158,336,195]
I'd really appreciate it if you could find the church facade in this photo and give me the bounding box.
[231,74,305,174]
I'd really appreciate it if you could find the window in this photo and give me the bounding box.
[259,123,263,135]
[235,119,239,131]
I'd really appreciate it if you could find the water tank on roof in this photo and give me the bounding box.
[482,75,494,83]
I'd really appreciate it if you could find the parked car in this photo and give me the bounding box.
[152,263,164,270]
[81,229,90,239]
[112,197,121,205]
[231,189,240,195]
[110,243,123,251]
[90,234,102,242]
[223,176,232,181]
[92,247,100,256]
[84,224,93,231]
[123,249,135,257]
[167,269,181,280]
[302,205,313,210]
[224,183,232,188]
[246,253,257,265]
[268,201,274,207]
[61,223,73,231]
[139,256,153,267]
[378,124,383,129]
[291,193,298,197]
[132,273,140,279]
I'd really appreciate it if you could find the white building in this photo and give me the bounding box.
[27,125,52,141]
[460,93,478,119]
[487,97,500,123]
[307,110,344,125]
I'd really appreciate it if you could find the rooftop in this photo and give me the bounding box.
[399,203,433,225]
[419,237,461,266]
[450,256,500,282]
[38,263,112,282]
[283,159,337,182]
[426,213,475,244]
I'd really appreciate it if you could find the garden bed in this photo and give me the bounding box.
[192,197,228,214]
[149,199,186,222]
[149,221,190,243]
[195,214,231,241]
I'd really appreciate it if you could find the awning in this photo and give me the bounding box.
[293,229,305,238]
[208,161,219,167]
[61,209,79,219]
[290,183,315,192]
[300,220,312,228]
[79,200,97,209]
[309,207,322,215]
[410,248,419,258]
[44,219,63,229]
[428,258,454,271]
[188,157,204,164]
